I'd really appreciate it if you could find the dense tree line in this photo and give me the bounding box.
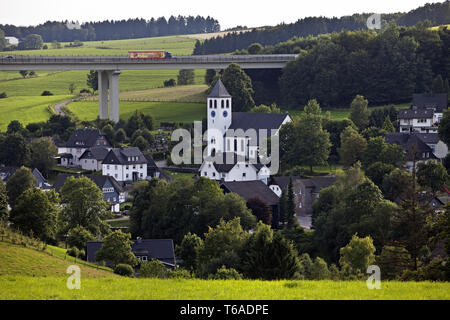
[277,23,450,108]
[0,15,220,43]
[194,1,450,55]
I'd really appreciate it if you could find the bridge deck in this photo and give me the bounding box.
[0,54,297,70]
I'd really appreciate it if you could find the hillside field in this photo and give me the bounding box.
[67,100,205,125]
[1,276,449,300]
[0,95,73,130]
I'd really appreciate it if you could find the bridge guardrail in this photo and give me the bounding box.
[0,54,297,65]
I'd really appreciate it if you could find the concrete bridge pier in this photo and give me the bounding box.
[97,70,121,123]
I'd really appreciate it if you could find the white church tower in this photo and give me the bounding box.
[207,79,232,156]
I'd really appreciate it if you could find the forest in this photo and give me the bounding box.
[0,15,220,42]
[193,1,450,55]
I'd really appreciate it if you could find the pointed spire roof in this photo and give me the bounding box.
[208,79,231,98]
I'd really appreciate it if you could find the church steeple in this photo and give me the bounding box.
[208,79,231,98]
[207,79,232,156]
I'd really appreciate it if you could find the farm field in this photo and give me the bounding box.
[283,103,411,121]
[68,100,205,125]
[0,69,207,97]
[0,241,114,278]
[0,35,200,57]
[82,84,208,103]
[0,95,73,130]
[1,276,449,300]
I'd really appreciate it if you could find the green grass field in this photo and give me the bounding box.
[283,103,411,121]
[0,35,199,57]
[1,276,449,300]
[1,233,449,300]
[0,95,73,130]
[68,100,205,125]
[0,241,113,278]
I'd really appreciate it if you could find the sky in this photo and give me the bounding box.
[0,0,446,29]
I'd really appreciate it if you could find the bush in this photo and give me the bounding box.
[67,247,79,258]
[210,265,243,280]
[41,90,53,96]
[169,268,194,279]
[66,226,95,251]
[114,263,134,277]
[0,92,7,99]
[139,259,169,278]
[79,88,90,94]
[164,79,176,87]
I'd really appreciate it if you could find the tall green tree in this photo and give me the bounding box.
[86,70,98,93]
[416,161,448,193]
[338,126,367,167]
[286,178,297,229]
[18,34,43,50]
[349,95,370,130]
[220,63,255,112]
[10,188,59,242]
[432,74,445,93]
[339,234,376,274]
[95,230,138,267]
[177,69,195,85]
[0,180,8,222]
[176,232,203,271]
[59,176,110,236]
[29,137,58,178]
[382,116,395,133]
[0,133,30,167]
[6,167,37,209]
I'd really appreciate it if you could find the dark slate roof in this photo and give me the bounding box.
[32,168,46,183]
[203,152,265,173]
[79,147,110,161]
[86,239,176,266]
[53,173,123,193]
[308,176,337,191]
[385,133,437,159]
[414,133,440,144]
[52,136,66,148]
[227,112,290,132]
[208,79,231,98]
[398,108,434,119]
[102,147,147,165]
[0,166,19,182]
[144,154,157,168]
[269,176,302,190]
[220,180,280,206]
[65,128,111,148]
[412,93,448,112]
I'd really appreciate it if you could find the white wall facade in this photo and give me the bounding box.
[80,159,102,171]
[102,163,147,182]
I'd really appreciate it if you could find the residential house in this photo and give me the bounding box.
[86,238,176,269]
[385,132,438,170]
[269,176,336,229]
[79,147,110,171]
[398,93,448,133]
[200,152,271,184]
[220,180,281,228]
[32,168,52,190]
[57,128,112,167]
[145,155,172,182]
[53,173,125,212]
[0,166,18,182]
[102,147,148,182]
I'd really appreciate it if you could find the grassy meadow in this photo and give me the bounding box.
[1,276,449,300]
[68,100,205,125]
[0,95,73,130]
[0,35,199,57]
[1,231,449,300]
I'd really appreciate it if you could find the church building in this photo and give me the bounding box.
[199,79,291,184]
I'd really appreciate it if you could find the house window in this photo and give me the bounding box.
[141,256,148,262]
[126,166,129,169]
[204,172,207,176]
[140,165,143,169]
[213,172,216,177]
[114,174,118,179]
[133,165,136,169]
[114,165,118,170]
[107,165,110,170]
[242,173,246,177]
[140,173,143,178]
[126,174,129,179]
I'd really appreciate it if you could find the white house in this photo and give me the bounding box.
[102,147,148,182]
[79,147,109,171]
[200,79,291,183]
[58,128,112,167]
[398,93,448,133]
[5,36,19,46]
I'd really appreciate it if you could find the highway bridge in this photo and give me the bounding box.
[0,54,297,122]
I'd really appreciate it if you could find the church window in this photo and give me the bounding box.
[226,100,229,108]
[214,100,217,108]
[221,100,224,108]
